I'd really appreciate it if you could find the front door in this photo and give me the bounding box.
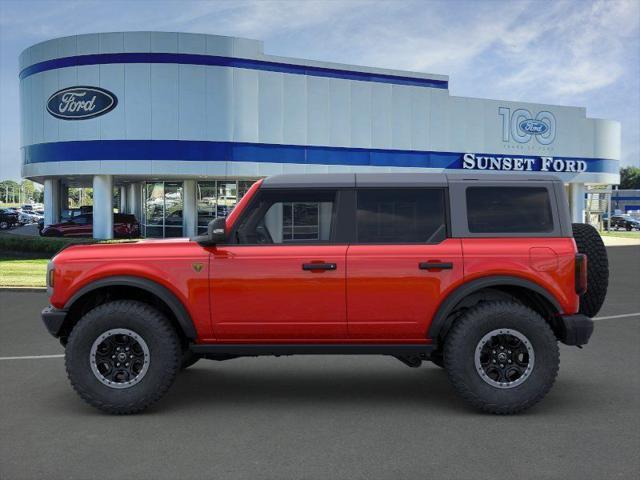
[346,188,463,341]
[210,189,348,341]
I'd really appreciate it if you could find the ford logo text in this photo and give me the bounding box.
[46,86,117,120]
[518,119,549,135]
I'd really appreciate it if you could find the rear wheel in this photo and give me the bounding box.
[572,223,608,317]
[444,301,559,414]
[65,300,181,414]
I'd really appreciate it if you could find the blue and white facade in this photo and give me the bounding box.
[20,32,621,238]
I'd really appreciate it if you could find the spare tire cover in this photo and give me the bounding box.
[572,223,609,317]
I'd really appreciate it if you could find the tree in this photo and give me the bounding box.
[21,179,35,202]
[619,166,640,189]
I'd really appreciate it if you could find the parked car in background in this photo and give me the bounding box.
[607,214,640,231]
[0,208,20,229]
[41,213,140,238]
[18,210,43,225]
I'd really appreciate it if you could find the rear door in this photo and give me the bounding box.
[210,189,349,340]
[346,188,463,340]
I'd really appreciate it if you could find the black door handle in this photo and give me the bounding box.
[419,262,453,270]
[302,263,337,271]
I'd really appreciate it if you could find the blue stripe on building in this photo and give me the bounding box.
[19,53,448,89]
[22,140,619,174]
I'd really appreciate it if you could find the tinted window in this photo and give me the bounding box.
[236,190,335,244]
[466,187,553,233]
[356,189,446,243]
[73,214,92,225]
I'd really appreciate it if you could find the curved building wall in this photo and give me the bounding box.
[20,32,619,185]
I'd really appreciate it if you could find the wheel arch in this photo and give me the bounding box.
[60,276,197,343]
[428,276,562,343]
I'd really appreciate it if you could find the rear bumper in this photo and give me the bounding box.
[557,314,594,346]
[41,306,68,338]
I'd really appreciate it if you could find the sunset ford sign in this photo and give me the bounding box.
[46,86,117,120]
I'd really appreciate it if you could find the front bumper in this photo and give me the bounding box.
[557,314,594,346]
[41,306,68,338]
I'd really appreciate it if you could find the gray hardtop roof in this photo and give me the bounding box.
[261,172,562,189]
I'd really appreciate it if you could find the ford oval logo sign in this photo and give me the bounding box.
[46,86,117,120]
[518,119,549,135]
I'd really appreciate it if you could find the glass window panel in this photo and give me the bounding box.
[466,187,553,233]
[356,189,446,243]
[237,191,335,244]
[197,181,217,228]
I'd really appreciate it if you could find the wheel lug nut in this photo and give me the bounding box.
[126,347,130,351]
[500,346,504,350]
[492,350,496,354]
[111,355,115,359]
[125,363,129,367]
[492,359,496,363]
[500,364,504,368]
[116,363,120,366]
[508,360,512,363]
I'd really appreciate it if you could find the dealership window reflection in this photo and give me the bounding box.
[142,182,183,238]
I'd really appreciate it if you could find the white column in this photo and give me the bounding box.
[119,186,127,213]
[128,183,143,220]
[182,180,197,237]
[93,175,113,239]
[43,178,60,226]
[570,183,585,224]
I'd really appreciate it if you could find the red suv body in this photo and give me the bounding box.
[41,173,607,414]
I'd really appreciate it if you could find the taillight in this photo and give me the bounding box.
[575,253,587,295]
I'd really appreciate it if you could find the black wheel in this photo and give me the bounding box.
[65,300,181,414]
[572,223,609,317]
[0,221,8,230]
[444,301,559,414]
[180,350,201,370]
[626,225,632,231]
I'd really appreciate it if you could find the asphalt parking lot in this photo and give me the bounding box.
[1,246,639,480]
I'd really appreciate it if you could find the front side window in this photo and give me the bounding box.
[235,191,335,244]
[356,188,447,243]
[466,187,553,233]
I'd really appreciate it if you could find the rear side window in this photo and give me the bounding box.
[466,187,553,233]
[356,189,446,243]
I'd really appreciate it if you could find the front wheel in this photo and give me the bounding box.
[444,301,559,414]
[65,300,182,414]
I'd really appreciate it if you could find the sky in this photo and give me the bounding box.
[0,0,638,181]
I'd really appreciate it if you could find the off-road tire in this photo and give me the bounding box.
[444,301,559,414]
[180,350,201,370]
[572,223,608,317]
[65,300,181,414]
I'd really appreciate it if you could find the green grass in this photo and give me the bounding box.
[600,230,640,239]
[0,256,48,287]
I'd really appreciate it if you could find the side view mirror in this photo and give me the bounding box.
[207,217,227,244]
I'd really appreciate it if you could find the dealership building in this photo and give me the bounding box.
[20,32,621,238]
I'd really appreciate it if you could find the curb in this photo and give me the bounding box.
[0,286,47,292]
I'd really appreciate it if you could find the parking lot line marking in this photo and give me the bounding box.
[594,312,640,321]
[0,354,64,361]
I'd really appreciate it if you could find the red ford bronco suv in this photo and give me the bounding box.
[42,173,608,414]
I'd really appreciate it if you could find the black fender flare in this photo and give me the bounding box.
[64,275,197,339]
[428,276,562,341]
